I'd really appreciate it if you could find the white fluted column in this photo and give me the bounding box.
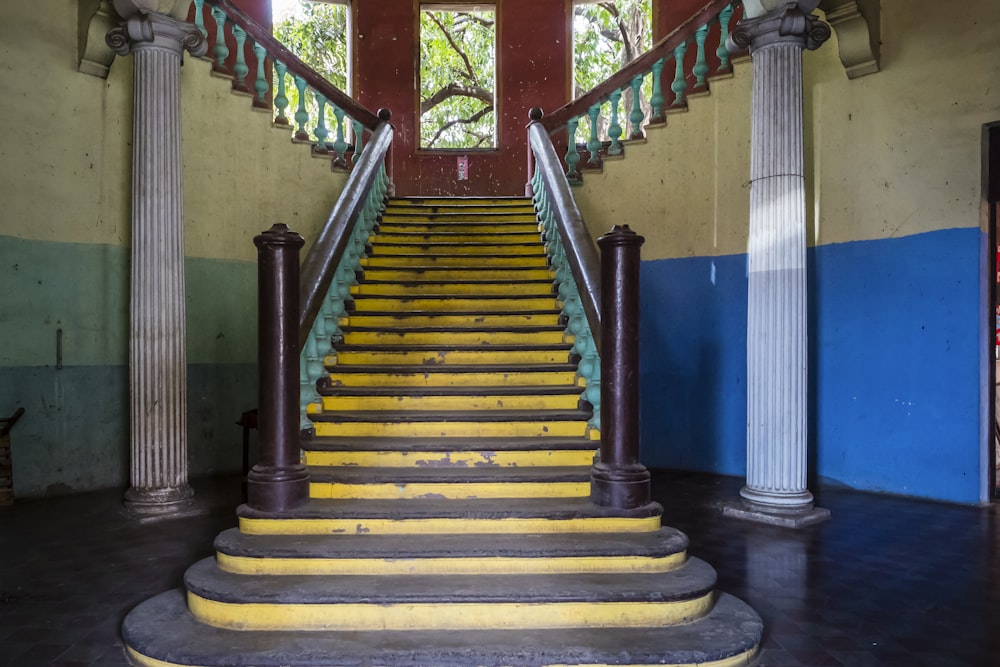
[723,2,831,528]
[108,8,206,516]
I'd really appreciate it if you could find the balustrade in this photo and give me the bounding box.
[189,0,381,171]
[541,1,744,181]
[297,118,394,434]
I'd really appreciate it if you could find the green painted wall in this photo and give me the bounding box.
[0,0,349,497]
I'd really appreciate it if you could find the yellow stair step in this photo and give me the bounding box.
[349,282,554,297]
[325,366,580,388]
[303,446,594,468]
[329,347,571,366]
[360,255,549,268]
[311,419,589,438]
[360,267,554,281]
[318,391,581,412]
[341,328,567,345]
[349,296,560,312]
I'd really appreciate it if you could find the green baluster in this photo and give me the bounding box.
[231,24,250,92]
[313,93,329,151]
[299,353,314,431]
[586,103,602,166]
[628,74,644,139]
[293,76,309,141]
[332,105,348,167]
[716,4,735,74]
[352,119,364,163]
[693,23,710,91]
[193,0,207,38]
[252,41,268,106]
[606,89,622,155]
[671,40,689,109]
[649,58,666,123]
[565,117,582,184]
[210,6,229,74]
[273,61,289,126]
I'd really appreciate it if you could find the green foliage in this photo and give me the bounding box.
[573,0,651,95]
[572,0,651,141]
[272,1,349,140]
[419,10,496,149]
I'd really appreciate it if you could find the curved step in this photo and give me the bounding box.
[341,326,567,346]
[124,589,761,667]
[212,527,688,576]
[341,312,563,328]
[236,497,665,536]
[361,255,549,268]
[318,388,583,413]
[183,557,718,631]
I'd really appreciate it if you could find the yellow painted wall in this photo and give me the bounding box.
[575,0,1000,261]
[0,0,345,259]
[573,65,753,262]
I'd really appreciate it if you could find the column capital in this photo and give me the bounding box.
[730,2,831,53]
[106,10,207,58]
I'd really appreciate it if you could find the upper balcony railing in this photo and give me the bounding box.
[191,0,381,168]
[540,0,745,183]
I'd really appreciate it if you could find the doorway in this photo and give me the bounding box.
[984,122,1000,499]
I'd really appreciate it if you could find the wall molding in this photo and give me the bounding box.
[819,0,880,79]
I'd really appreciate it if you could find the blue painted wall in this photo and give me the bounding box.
[639,227,985,504]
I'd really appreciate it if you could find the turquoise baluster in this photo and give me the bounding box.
[231,24,250,92]
[586,103,602,166]
[193,0,207,38]
[716,4,734,74]
[671,40,689,108]
[332,105,348,167]
[649,58,666,123]
[628,74,644,139]
[565,117,582,184]
[293,76,309,141]
[210,6,229,73]
[252,41,268,106]
[352,119,364,163]
[299,332,322,430]
[273,61,289,125]
[607,89,622,156]
[314,93,329,151]
[693,23,710,91]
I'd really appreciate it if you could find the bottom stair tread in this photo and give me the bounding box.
[124,588,762,667]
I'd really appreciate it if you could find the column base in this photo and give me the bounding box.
[124,484,195,519]
[722,488,830,529]
[247,464,310,512]
[590,462,650,510]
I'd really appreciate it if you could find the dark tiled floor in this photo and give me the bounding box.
[1,471,998,666]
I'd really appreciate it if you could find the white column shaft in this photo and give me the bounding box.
[745,42,810,504]
[128,43,190,502]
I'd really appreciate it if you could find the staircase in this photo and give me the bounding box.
[122,197,762,667]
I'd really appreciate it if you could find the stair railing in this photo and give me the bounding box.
[528,111,602,433]
[297,115,394,433]
[539,0,743,183]
[192,0,380,167]
[529,112,654,512]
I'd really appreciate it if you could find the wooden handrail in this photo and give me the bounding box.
[528,121,601,350]
[540,0,735,133]
[298,116,393,348]
[203,0,380,130]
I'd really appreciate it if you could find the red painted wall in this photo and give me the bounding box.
[353,0,571,197]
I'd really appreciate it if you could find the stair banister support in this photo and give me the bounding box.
[590,225,650,510]
[250,224,311,512]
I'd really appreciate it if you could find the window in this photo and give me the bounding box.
[419,4,497,149]
[273,0,351,92]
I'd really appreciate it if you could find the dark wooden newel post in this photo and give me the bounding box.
[247,224,310,512]
[590,224,650,510]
